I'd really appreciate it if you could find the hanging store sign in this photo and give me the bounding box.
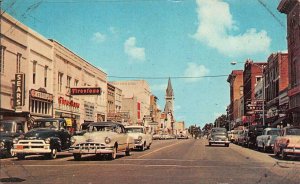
[30,89,53,102]
[70,87,102,95]
[15,73,25,108]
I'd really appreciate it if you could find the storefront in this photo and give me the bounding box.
[29,88,53,118]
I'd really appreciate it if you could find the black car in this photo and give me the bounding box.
[0,120,27,158]
[246,125,264,149]
[12,118,71,160]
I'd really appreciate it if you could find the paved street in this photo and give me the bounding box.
[1,139,299,184]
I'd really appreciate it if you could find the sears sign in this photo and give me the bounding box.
[15,73,25,108]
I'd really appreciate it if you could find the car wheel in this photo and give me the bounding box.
[125,148,130,156]
[16,154,25,160]
[281,148,287,160]
[147,143,151,149]
[208,143,211,146]
[225,143,229,147]
[73,153,82,161]
[262,144,267,153]
[46,148,57,159]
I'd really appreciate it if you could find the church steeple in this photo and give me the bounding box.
[166,77,174,97]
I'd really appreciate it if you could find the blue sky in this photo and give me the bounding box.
[2,0,287,128]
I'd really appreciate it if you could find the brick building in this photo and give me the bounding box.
[278,0,300,125]
[264,52,289,127]
[227,70,244,128]
[243,60,267,126]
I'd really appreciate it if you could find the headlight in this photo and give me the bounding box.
[71,137,76,144]
[138,136,142,141]
[45,138,51,144]
[105,137,111,144]
[0,141,4,148]
[13,138,18,144]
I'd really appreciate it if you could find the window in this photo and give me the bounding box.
[17,53,22,73]
[58,72,63,92]
[33,61,37,84]
[0,46,6,73]
[74,79,79,87]
[44,65,48,87]
[67,76,71,88]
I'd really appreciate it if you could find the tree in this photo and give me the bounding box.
[214,114,228,129]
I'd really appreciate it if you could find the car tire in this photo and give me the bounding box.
[73,153,82,161]
[46,148,57,159]
[125,148,130,156]
[225,143,229,147]
[16,154,25,160]
[263,144,267,153]
[147,143,151,149]
[208,143,211,146]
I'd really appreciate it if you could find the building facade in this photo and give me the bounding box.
[243,60,267,126]
[264,52,289,127]
[111,80,152,124]
[227,70,244,128]
[278,0,300,125]
[51,40,107,129]
[1,12,54,123]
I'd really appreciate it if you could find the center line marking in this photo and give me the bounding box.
[137,141,185,158]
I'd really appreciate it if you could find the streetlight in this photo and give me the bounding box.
[230,61,265,127]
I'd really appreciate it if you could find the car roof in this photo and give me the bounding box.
[34,118,65,122]
[88,121,123,126]
[125,126,144,128]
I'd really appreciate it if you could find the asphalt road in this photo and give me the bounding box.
[1,139,299,184]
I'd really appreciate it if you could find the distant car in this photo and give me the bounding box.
[69,122,134,160]
[237,130,248,146]
[152,134,162,140]
[176,134,189,139]
[230,130,239,143]
[125,125,152,151]
[208,128,230,147]
[246,125,264,148]
[274,126,300,160]
[256,128,281,152]
[12,118,71,160]
[0,120,28,158]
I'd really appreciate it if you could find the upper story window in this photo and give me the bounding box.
[58,72,64,92]
[67,76,71,88]
[33,61,37,84]
[17,53,22,73]
[74,79,79,87]
[44,65,48,87]
[0,46,6,73]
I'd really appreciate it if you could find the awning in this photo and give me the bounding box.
[271,117,286,127]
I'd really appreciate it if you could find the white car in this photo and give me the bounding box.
[256,128,281,152]
[125,126,152,151]
[69,122,134,160]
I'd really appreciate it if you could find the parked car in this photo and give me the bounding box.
[256,128,281,152]
[69,122,134,160]
[0,120,28,158]
[246,125,264,148]
[125,125,152,151]
[237,129,248,146]
[274,126,300,160]
[233,130,242,144]
[152,134,162,140]
[208,128,230,147]
[12,118,71,160]
[230,130,239,143]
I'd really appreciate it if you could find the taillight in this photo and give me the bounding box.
[286,139,290,144]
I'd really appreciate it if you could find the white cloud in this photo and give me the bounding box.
[151,83,166,92]
[124,37,146,61]
[109,26,118,34]
[192,0,271,57]
[92,32,106,43]
[183,63,209,83]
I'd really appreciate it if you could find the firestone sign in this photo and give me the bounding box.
[70,87,102,95]
[15,73,25,109]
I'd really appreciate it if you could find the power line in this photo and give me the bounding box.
[108,74,229,79]
[256,0,285,28]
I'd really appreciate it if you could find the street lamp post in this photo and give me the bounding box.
[230,61,265,127]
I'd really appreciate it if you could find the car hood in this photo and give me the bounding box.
[285,136,300,146]
[127,133,144,139]
[0,132,19,141]
[23,128,58,139]
[72,131,118,144]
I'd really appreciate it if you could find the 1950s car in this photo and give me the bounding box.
[0,120,28,158]
[274,126,300,159]
[69,122,134,160]
[208,128,230,147]
[12,118,71,160]
[256,128,280,152]
[125,125,152,151]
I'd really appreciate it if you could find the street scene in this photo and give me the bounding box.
[1,0,300,184]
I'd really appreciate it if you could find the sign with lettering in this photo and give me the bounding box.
[70,87,102,95]
[30,89,53,102]
[58,97,80,108]
[15,73,25,108]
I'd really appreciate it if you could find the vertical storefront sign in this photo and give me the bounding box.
[15,73,25,110]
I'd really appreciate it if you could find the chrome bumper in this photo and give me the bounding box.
[69,142,114,154]
[12,140,51,154]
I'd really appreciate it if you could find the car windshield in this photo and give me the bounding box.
[89,125,116,132]
[126,128,144,133]
[286,128,300,135]
[267,130,280,136]
[0,122,13,132]
[33,120,59,129]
